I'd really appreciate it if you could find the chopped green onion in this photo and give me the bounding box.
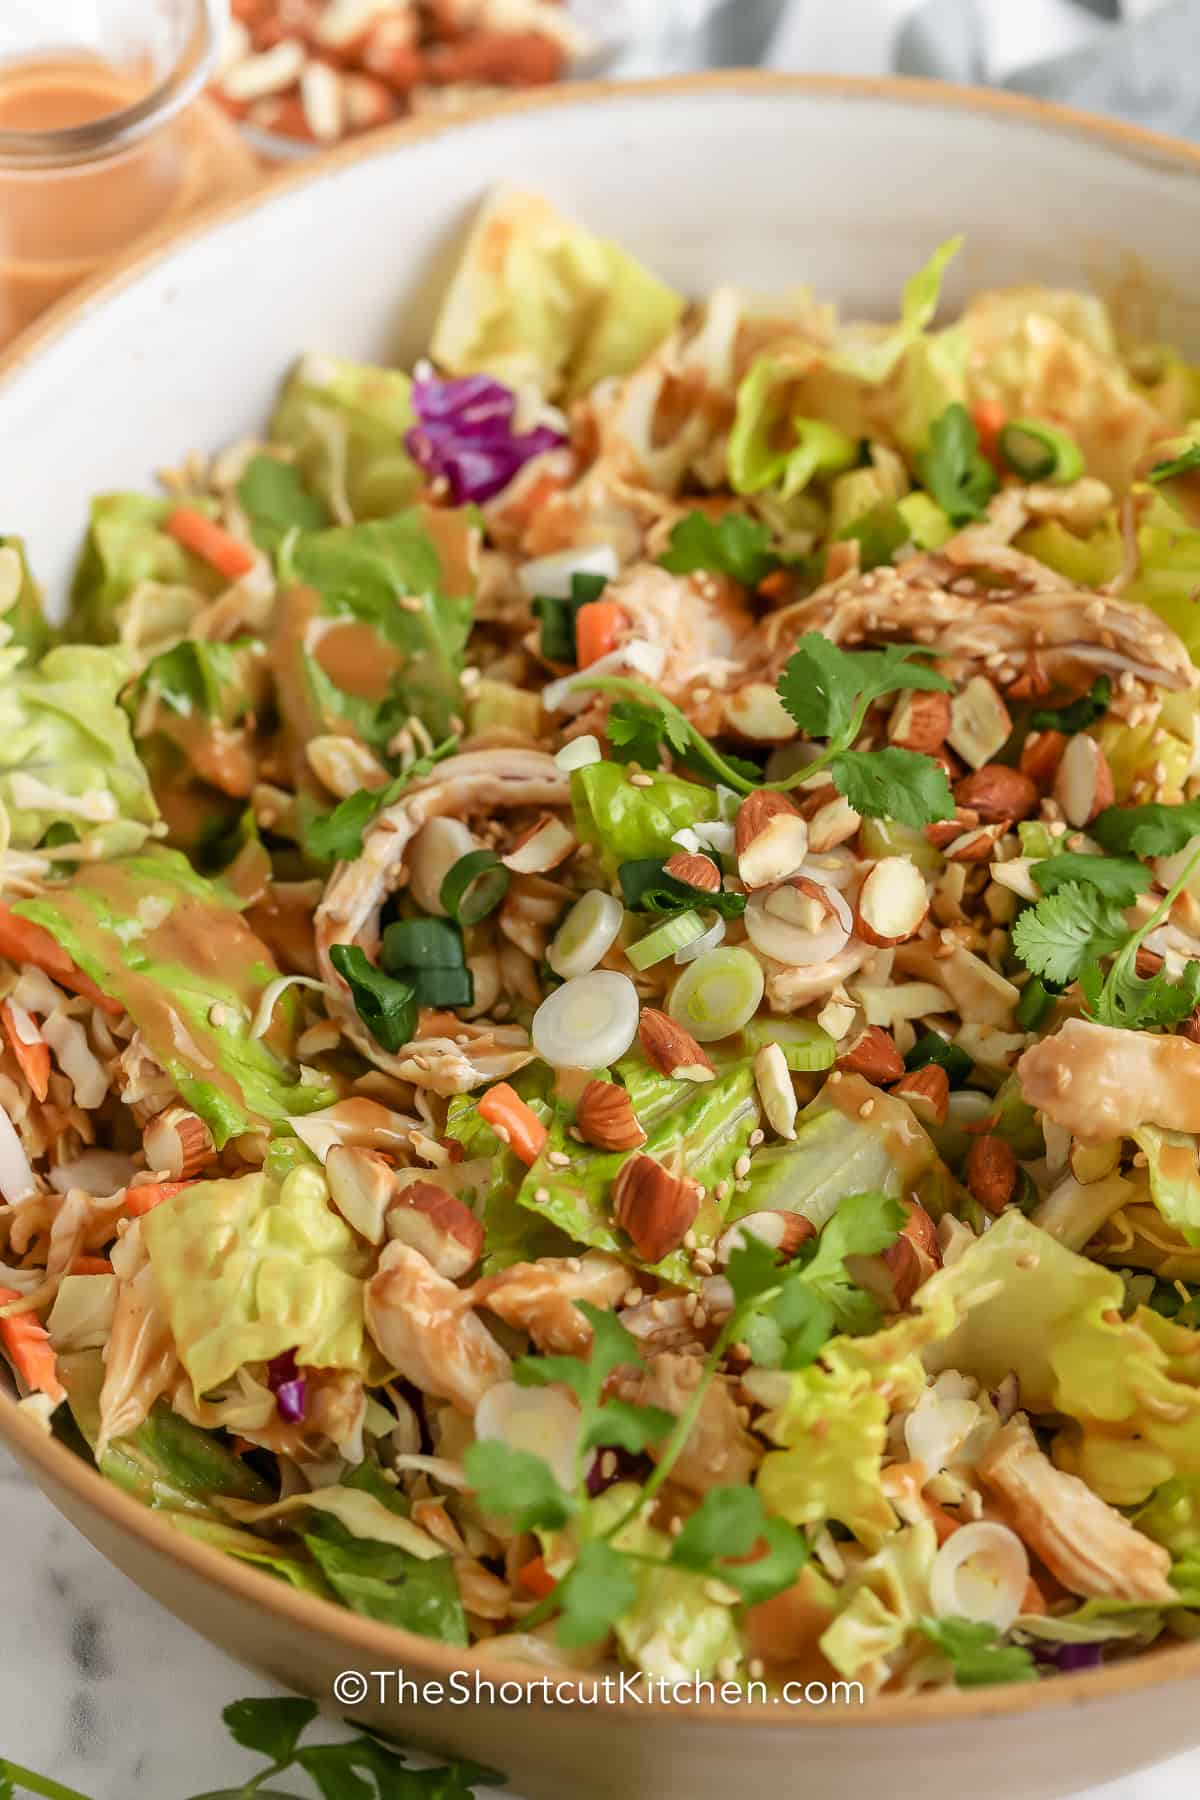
[998,419,1084,485]
[381,917,465,974]
[1014,976,1055,1032]
[668,946,765,1043]
[626,910,707,971]
[532,570,609,663]
[410,966,475,1009]
[440,850,511,926]
[618,857,746,919]
[548,889,624,980]
[329,944,417,1054]
[904,1031,973,1087]
[742,1016,836,1072]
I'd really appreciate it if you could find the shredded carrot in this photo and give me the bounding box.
[1,1001,49,1103]
[69,1255,113,1276]
[0,1285,65,1404]
[124,1179,195,1218]
[0,904,122,1016]
[477,1082,547,1167]
[517,1554,558,1599]
[971,399,1007,464]
[757,569,791,599]
[574,600,627,669]
[166,506,255,581]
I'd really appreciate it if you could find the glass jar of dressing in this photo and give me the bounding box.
[0,0,259,348]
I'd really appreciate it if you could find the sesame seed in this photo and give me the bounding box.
[565,1256,582,1273]
[859,1099,875,1118]
[669,1515,684,1537]
[734,1154,751,1178]
[533,1186,550,1204]
[600,1451,617,1479]
[493,1124,511,1145]
[683,1229,697,1249]
[629,772,654,788]
[748,1128,764,1148]
[622,1287,642,1307]
[399,594,426,613]
[548,1150,570,1167]
[714,1180,729,1202]
[749,1658,765,1679]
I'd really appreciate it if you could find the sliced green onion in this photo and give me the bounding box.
[1014,976,1055,1033]
[626,910,706,971]
[329,943,416,1054]
[381,917,465,974]
[440,850,510,926]
[998,419,1084,485]
[668,946,765,1043]
[905,1030,973,1087]
[548,889,624,980]
[410,966,475,1009]
[532,970,640,1069]
[742,1016,836,1072]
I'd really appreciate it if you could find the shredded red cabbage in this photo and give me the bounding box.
[267,1348,307,1423]
[586,1445,652,1498]
[1032,1640,1105,1672]
[405,373,565,504]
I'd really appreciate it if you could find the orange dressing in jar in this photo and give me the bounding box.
[0,43,257,346]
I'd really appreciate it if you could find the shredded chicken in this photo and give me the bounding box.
[364,1242,511,1414]
[602,562,751,712]
[472,1253,628,1354]
[979,1413,1176,1603]
[613,1352,761,1494]
[1018,1017,1200,1138]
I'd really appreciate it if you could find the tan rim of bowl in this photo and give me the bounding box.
[4,70,1200,1724]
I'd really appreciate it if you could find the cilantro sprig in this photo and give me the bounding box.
[658,510,783,587]
[574,634,955,827]
[916,1618,1038,1687]
[299,735,458,865]
[914,403,998,526]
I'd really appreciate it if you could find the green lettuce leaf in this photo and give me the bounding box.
[143,1164,373,1397]
[235,452,329,550]
[827,238,962,383]
[279,508,475,745]
[67,493,222,643]
[570,762,726,871]
[17,847,333,1144]
[0,535,52,663]
[0,644,159,857]
[514,1052,760,1283]
[1134,1125,1200,1248]
[429,187,684,402]
[302,1513,467,1644]
[269,352,421,522]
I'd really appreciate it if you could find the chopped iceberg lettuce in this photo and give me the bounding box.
[1134,1125,1200,1247]
[142,1164,373,1397]
[827,237,963,385]
[0,535,52,663]
[67,493,223,643]
[599,1490,742,1680]
[514,1052,759,1283]
[269,352,422,521]
[17,847,333,1144]
[129,638,270,830]
[277,507,476,747]
[430,187,684,402]
[819,1520,938,1691]
[0,645,158,858]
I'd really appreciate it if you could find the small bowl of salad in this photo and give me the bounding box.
[6,71,1200,1800]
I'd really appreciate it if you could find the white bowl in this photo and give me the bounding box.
[4,72,1200,1800]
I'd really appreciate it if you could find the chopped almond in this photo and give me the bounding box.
[836,1025,905,1085]
[735,791,809,889]
[612,1156,701,1263]
[575,1079,646,1152]
[856,858,929,947]
[638,1009,715,1083]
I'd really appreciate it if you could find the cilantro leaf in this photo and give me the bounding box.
[1030,853,1152,905]
[914,402,999,526]
[916,1616,1038,1687]
[1010,882,1129,986]
[461,1440,576,1531]
[1081,956,1200,1031]
[1148,443,1200,483]
[659,510,780,587]
[1030,675,1111,734]
[300,737,458,865]
[805,1190,907,1276]
[763,1282,837,1369]
[328,944,416,1054]
[776,634,951,744]
[1092,799,1200,859]
[830,746,954,827]
[515,1303,672,1457]
[605,699,675,768]
[669,1485,810,1606]
[555,1539,639,1647]
[235,452,328,551]
[590,1395,677,1455]
[618,858,747,920]
[223,1696,319,1762]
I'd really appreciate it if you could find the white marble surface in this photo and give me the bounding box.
[0,1439,1193,1798]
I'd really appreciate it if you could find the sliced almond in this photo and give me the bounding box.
[948,676,1012,770]
[662,852,721,895]
[953,766,1039,824]
[736,791,809,889]
[1053,734,1114,828]
[754,1042,797,1139]
[925,808,980,850]
[142,1107,216,1181]
[221,38,307,101]
[575,1079,647,1152]
[856,858,929,947]
[501,814,577,875]
[891,1062,950,1128]
[805,792,862,853]
[638,1008,715,1083]
[888,689,952,754]
[326,1144,397,1245]
[612,1156,701,1263]
[387,1179,484,1279]
[715,1210,815,1266]
[944,823,1007,863]
[836,1024,905,1085]
[724,682,799,743]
